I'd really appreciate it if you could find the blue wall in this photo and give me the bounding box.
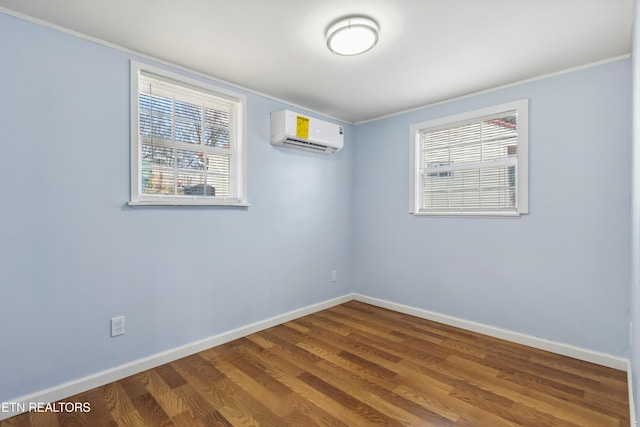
[0,13,354,401]
[353,59,632,357]
[0,10,634,405]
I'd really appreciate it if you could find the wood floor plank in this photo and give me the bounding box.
[270,320,458,426]
[309,355,455,426]
[129,393,174,427]
[1,301,629,426]
[232,338,353,426]
[102,382,147,427]
[298,372,406,426]
[171,383,217,420]
[440,354,622,426]
[257,339,395,426]
[67,388,112,426]
[138,370,187,419]
[293,316,404,367]
[27,412,58,427]
[508,401,581,427]
[192,410,233,427]
[452,407,521,427]
[206,356,295,418]
[171,355,281,426]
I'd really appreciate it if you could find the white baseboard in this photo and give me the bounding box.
[353,294,629,371]
[629,360,637,426]
[0,294,354,421]
[2,292,632,422]
[357,294,636,424]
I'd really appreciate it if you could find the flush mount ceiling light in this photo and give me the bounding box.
[326,16,379,56]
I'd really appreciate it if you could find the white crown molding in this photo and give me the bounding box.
[0,8,348,125]
[355,54,631,125]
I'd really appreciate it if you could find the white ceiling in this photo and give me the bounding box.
[0,0,634,123]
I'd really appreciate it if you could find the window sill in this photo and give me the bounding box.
[411,211,524,218]
[128,199,250,207]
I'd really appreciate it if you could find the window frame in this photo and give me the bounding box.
[129,61,248,207]
[409,99,529,217]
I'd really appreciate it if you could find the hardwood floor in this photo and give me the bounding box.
[1,301,629,426]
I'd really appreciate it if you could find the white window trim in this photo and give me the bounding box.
[129,61,248,207]
[409,99,529,217]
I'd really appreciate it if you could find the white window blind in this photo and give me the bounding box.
[130,62,247,206]
[410,100,528,216]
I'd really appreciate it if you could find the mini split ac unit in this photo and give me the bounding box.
[270,110,344,154]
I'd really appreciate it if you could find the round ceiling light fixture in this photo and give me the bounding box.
[326,16,379,56]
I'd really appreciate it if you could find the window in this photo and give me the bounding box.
[409,100,528,217]
[130,62,247,206]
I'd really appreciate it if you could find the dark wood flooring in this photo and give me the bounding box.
[0,301,630,426]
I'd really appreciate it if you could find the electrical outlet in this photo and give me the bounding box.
[331,270,337,282]
[111,316,125,337]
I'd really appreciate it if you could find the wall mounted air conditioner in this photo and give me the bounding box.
[270,110,344,154]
